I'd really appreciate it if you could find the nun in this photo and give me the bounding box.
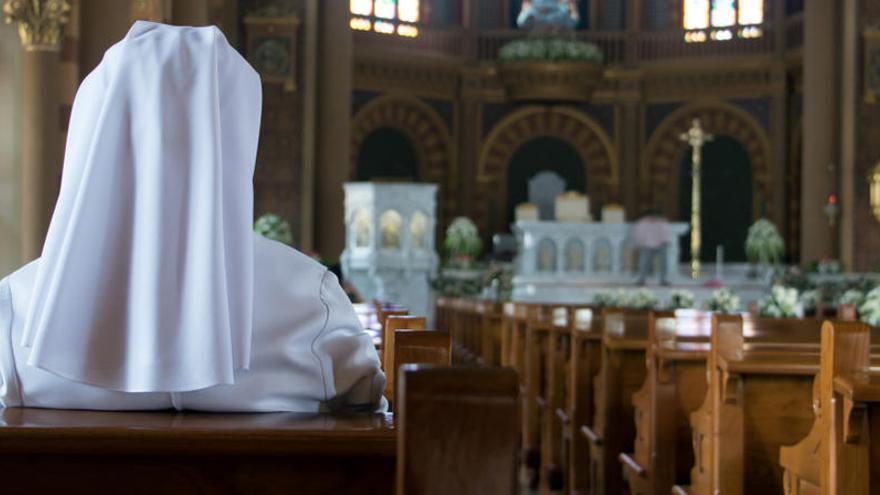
[0,21,386,412]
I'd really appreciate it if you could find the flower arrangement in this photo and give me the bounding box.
[627,288,658,310]
[666,290,695,310]
[858,287,880,327]
[254,213,293,245]
[745,218,785,265]
[758,285,804,318]
[799,289,822,313]
[593,289,630,308]
[498,38,603,64]
[444,217,482,266]
[705,288,741,314]
[839,289,866,307]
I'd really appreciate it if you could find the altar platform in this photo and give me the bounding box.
[512,262,769,307]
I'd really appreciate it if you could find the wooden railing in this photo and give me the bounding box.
[353,20,805,64]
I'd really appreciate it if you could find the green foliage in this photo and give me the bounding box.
[498,38,603,64]
[254,213,293,245]
[745,218,784,264]
[444,217,482,262]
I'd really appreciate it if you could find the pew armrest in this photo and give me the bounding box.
[619,452,646,478]
[555,408,569,425]
[580,424,602,445]
[672,485,691,495]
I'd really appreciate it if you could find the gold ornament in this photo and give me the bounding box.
[3,0,71,51]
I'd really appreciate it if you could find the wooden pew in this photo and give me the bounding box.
[475,300,503,366]
[392,329,452,406]
[583,308,650,495]
[620,309,712,495]
[780,320,880,495]
[0,365,520,495]
[396,364,520,495]
[0,408,398,494]
[521,303,558,483]
[538,305,574,492]
[680,314,823,495]
[560,307,603,494]
[382,315,427,401]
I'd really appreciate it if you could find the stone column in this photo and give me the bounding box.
[4,0,71,263]
[800,0,839,262]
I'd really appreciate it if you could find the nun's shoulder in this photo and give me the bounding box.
[252,233,327,280]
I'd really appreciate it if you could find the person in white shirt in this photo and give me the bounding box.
[632,208,671,286]
[0,21,385,412]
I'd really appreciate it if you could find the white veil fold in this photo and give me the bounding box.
[21,21,262,392]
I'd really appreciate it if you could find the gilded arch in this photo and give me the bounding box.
[350,95,455,219]
[640,100,773,220]
[476,106,619,231]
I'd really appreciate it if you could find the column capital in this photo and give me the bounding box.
[3,0,71,51]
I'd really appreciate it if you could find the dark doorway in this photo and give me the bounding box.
[355,127,419,181]
[678,135,753,262]
[505,136,586,231]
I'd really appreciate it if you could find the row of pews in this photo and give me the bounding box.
[0,301,521,494]
[436,295,880,495]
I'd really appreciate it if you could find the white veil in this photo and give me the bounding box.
[20,21,262,392]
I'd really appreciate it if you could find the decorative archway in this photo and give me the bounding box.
[477,106,618,233]
[350,95,455,221]
[640,100,772,220]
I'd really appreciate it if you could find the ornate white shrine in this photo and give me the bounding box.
[511,220,691,300]
[340,182,439,317]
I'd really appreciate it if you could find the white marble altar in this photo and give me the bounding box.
[340,183,439,317]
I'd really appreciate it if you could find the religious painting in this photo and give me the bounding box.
[410,210,428,249]
[593,238,612,273]
[380,209,402,249]
[537,238,557,272]
[352,208,371,248]
[564,238,585,272]
[244,15,300,91]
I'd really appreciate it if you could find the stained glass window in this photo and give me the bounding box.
[350,0,419,37]
[683,0,764,42]
[738,0,764,25]
[683,0,710,30]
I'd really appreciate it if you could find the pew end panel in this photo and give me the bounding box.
[396,364,520,495]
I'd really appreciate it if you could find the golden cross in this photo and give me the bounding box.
[680,118,714,279]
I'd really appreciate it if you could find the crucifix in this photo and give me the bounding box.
[680,118,713,279]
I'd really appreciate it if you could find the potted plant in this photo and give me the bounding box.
[667,290,695,310]
[497,37,604,101]
[444,217,482,269]
[858,287,880,327]
[745,218,784,277]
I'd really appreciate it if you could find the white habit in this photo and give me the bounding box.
[0,21,385,412]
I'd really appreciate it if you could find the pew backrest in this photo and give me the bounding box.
[393,330,452,406]
[383,315,427,400]
[396,364,519,495]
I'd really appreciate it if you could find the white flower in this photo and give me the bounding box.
[627,289,658,310]
[705,288,741,314]
[444,217,481,260]
[759,285,804,318]
[839,289,865,307]
[858,287,880,327]
[800,289,821,312]
[667,290,695,310]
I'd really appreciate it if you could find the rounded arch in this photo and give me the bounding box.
[640,100,772,220]
[350,95,455,219]
[477,106,618,232]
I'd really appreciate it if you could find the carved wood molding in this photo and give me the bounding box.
[475,105,619,232]
[350,94,456,220]
[353,55,461,98]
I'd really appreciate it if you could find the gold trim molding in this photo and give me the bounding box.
[3,0,70,51]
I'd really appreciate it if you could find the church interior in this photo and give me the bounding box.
[3,0,880,493]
